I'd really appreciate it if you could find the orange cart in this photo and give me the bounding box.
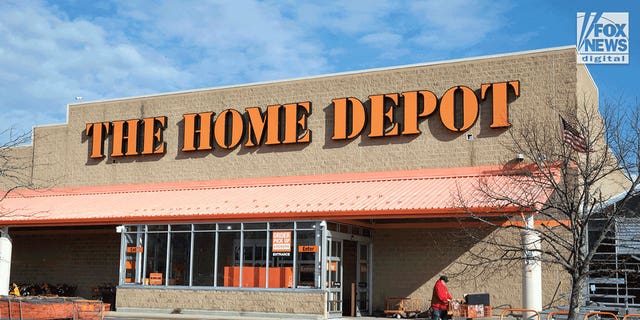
[384,297,422,318]
[449,300,493,319]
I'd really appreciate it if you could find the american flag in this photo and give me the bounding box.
[561,117,590,153]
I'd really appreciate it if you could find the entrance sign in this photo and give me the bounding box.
[272,231,292,256]
[299,245,319,253]
[126,246,143,253]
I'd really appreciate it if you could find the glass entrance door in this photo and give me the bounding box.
[324,224,372,317]
[121,226,144,284]
[356,243,370,316]
[327,237,342,317]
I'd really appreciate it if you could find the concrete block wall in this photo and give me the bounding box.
[0,145,34,190]
[9,226,120,298]
[372,227,569,313]
[116,287,326,315]
[21,47,579,189]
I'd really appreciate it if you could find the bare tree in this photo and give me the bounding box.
[0,127,34,204]
[453,98,640,320]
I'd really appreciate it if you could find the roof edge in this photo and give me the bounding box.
[7,164,538,197]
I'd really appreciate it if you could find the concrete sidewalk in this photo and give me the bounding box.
[105,309,328,320]
[104,306,434,320]
[104,308,396,320]
[105,311,385,320]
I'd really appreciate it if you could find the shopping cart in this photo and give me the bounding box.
[384,297,422,318]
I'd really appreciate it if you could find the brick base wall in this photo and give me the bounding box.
[116,287,326,316]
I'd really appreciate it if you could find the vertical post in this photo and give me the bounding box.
[320,221,328,318]
[0,227,12,296]
[118,226,126,285]
[522,214,542,319]
[136,228,144,284]
[351,282,356,317]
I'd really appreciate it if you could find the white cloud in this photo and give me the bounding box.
[114,0,330,85]
[275,0,513,63]
[0,1,188,134]
[359,32,403,48]
[408,0,513,50]
[285,0,397,35]
[0,0,517,137]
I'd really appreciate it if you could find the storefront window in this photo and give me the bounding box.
[242,230,267,287]
[169,230,190,286]
[244,223,267,230]
[146,231,168,285]
[219,223,239,231]
[123,229,143,284]
[171,224,191,231]
[120,221,328,290]
[296,230,318,288]
[270,222,294,230]
[295,221,317,229]
[194,224,216,230]
[148,225,168,231]
[269,228,293,288]
[192,231,215,286]
[218,228,240,287]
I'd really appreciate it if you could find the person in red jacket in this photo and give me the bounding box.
[431,275,453,320]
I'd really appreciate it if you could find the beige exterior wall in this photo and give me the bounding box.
[116,287,325,316]
[372,228,569,313]
[22,47,579,189]
[576,63,598,110]
[0,145,33,190]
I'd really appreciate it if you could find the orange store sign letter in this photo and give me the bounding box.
[85,116,166,159]
[83,80,520,160]
[181,102,312,151]
[331,80,520,140]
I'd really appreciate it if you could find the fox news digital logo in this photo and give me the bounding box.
[577,12,629,64]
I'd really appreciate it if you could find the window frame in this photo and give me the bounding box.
[119,221,324,290]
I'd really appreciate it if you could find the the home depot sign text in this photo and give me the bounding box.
[84,81,520,159]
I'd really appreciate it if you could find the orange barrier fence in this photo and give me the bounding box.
[546,310,569,320]
[500,308,541,320]
[583,311,618,320]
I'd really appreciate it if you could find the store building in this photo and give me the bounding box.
[0,46,627,318]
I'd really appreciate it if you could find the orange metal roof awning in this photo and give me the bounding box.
[0,165,553,227]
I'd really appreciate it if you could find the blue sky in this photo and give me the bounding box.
[0,0,637,138]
